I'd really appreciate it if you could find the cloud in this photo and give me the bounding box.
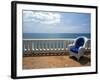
[81,23,88,26]
[23,11,61,24]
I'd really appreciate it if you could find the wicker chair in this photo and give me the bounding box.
[68,36,88,60]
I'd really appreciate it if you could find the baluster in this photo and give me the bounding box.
[59,40,61,50]
[41,41,43,50]
[30,41,32,51]
[28,43,30,51]
[65,40,68,49]
[50,41,52,50]
[48,41,50,50]
[45,41,47,50]
[39,41,42,51]
[36,41,38,51]
[44,41,46,50]
[60,41,62,50]
[42,41,45,50]
[34,41,37,50]
[24,44,27,51]
[67,40,69,48]
[51,41,53,50]
[34,41,35,50]
[32,42,34,51]
[54,41,55,50]
[56,40,58,50]
[46,41,48,50]
[62,40,64,50]
[37,40,39,50]
[42,41,44,50]
[63,40,66,50]
[58,40,60,50]
[26,42,28,52]
[53,41,54,50]
[67,40,69,47]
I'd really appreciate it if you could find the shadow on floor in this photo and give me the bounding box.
[70,56,90,65]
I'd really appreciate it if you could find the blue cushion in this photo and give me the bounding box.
[75,38,84,48]
[70,47,79,53]
[70,37,84,53]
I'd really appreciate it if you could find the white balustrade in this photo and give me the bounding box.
[23,39,90,54]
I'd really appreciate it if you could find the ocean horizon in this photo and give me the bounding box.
[23,33,90,39]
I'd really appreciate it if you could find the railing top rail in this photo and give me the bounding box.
[23,38,90,41]
[23,38,76,40]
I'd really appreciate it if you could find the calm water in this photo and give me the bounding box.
[23,33,90,39]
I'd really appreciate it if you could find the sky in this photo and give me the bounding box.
[22,10,91,33]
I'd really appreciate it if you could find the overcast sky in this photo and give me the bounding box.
[22,10,91,33]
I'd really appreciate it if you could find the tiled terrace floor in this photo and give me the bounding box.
[23,51,90,69]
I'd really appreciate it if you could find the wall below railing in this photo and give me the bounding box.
[23,39,91,54]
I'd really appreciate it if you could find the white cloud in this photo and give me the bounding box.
[23,11,61,24]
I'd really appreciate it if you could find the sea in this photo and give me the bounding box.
[23,33,90,39]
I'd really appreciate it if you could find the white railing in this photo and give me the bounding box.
[23,39,91,54]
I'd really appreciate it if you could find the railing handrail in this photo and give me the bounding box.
[23,38,90,41]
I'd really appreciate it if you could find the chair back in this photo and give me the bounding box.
[75,37,85,48]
